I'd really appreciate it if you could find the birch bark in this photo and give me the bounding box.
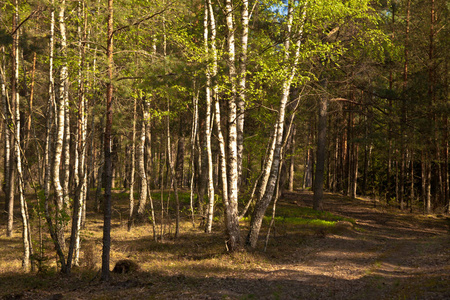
[1,44,14,237]
[137,97,148,215]
[128,97,137,231]
[246,0,307,248]
[224,0,242,251]
[236,0,249,188]
[204,0,216,234]
[13,0,32,270]
[73,0,87,266]
[44,0,68,273]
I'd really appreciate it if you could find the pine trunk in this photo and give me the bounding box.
[313,79,328,211]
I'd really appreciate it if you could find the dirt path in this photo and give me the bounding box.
[236,191,450,299]
[189,191,450,299]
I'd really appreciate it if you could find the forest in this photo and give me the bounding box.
[0,0,449,298]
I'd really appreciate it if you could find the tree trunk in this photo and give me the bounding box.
[409,149,414,211]
[303,127,312,189]
[214,95,229,235]
[189,86,199,227]
[137,97,148,216]
[128,97,137,231]
[12,0,32,271]
[43,0,68,273]
[288,125,296,192]
[166,97,180,238]
[313,79,328,211]
[53,0,69,252]
[73,0,87,265]
[24,52,36,151]
[224,0,242,251]
[204,0,216,234]
[246,0,307,249]
[101,0,114,281]
[236,0,249,189]
[1,44,14,237]
[351,144,359,199]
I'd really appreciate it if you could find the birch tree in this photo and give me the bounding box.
[224,0,242,251]
[1,43,14,238]
[204,0,216,234]
[246,0,307,248]
[236,0,249,188]
[12,0,32,270]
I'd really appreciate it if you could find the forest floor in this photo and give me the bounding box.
[1,190,449,299]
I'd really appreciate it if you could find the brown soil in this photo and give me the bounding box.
[1,191,449,299]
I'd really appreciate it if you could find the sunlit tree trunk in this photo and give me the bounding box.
[12,0,32,271]
[137,97,148,216]
[246,0,307,249]
[166,98,180,238]
[236,0,249,188]
[43,0,68,273]
[73,0,87,266]
[1,44,14,237]
[204,0,216,234]
[95,127,104,212]
[189,86,199,226]
[53,0,68,251]
[224,0,242,251]
[24,53,36,152]
[128,97,137,231]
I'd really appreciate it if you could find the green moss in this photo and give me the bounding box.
[263,216,337,227]
[271,205,355,225]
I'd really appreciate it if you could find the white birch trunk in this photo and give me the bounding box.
[53,0,68,251]
[74,0,87,265]
[13,1,32,270]
[246,0,307,248]
[189,88,199,227]
[224,0,242,251]
[166,100,181,237]
[137,97,148,215]
[237,0,249,188]
[204,0,216,234]
[0,45,14,238]
[128,97,137,231]
[43,0,67,272]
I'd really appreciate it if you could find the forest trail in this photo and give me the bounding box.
[238,191,450,299]
[1,191,449,300]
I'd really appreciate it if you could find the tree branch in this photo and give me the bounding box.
[111,2,173,38]
[11,7,44,36]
